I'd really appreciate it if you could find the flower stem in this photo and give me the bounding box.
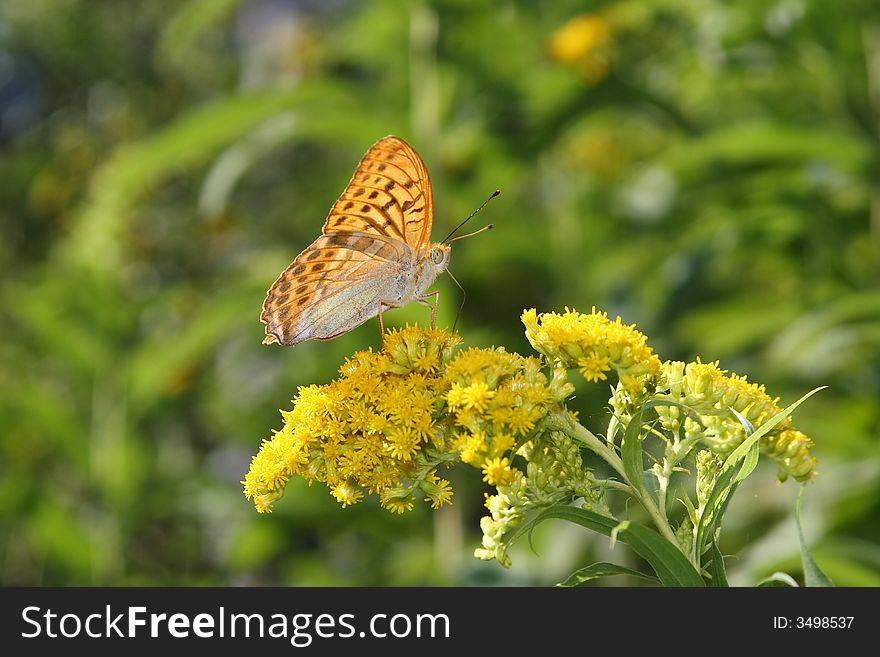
[545,411,685,556]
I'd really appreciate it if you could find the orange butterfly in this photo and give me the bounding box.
[262,135,488,347]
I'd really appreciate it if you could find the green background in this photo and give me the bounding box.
[1,0,878,586]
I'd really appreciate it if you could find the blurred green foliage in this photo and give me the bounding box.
[1,0,878,586]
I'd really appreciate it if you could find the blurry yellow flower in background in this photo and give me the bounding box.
[548,13,614,82]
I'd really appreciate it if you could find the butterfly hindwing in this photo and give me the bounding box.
[261,233,409,345]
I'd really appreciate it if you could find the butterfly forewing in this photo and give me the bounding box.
[261,135,436,346]
[324,136,434,252]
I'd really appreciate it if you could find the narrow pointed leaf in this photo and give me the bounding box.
[515,505,704,587]
[707,543,728,587]
[796,487,833,587]
[757,572,800,587]
[558,562,657,587]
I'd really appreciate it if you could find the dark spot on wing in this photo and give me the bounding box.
[343,201,354,210]
[307,250,321,260]
[296,285,308,294]
[384,181,395,191]
[382,200,395,211]
[401,200,414,211]
[378,163,386,171]
[369,190,379,199]
[404,180,414,189]
[353,188,365,197]
[361,204,370,213]
[312,263,325,272]
[297,297,309,306]
[278,281,291,292]
[292,265,306,275]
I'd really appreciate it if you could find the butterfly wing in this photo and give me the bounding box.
[323,135,434,253]
[261,135,434,346]
[261,232,411,345]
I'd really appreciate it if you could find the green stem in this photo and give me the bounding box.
[545,411,685,556]
[599,479,638,496]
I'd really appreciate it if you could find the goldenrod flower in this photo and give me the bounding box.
[481,457,517,486]
[246,307,820,574]
[331,481,364,508]
[578,352,611,382]
[522,307,661,394]
[762,429,817,482]
[656,359,816,482]
[420,472,454,509]
[460,380,495,412]
[243,327,462,513]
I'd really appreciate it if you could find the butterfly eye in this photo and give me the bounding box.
[430,248,444,265]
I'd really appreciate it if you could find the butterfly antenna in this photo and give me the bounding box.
[447,223,493,243]
[442,189,500,243]
[445,268,467,332]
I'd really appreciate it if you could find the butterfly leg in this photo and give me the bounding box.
[377,301,388,348]
[417,290,441,329]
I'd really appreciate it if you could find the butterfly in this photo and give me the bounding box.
[261,135,457,347]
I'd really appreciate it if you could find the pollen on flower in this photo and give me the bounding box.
[381,490,416,514]
[385,426,421,461]
[578,353,611,382]
[420,473,454,509]
[482,457,517,486]
[460,380,495,412]
[331,481,364,508]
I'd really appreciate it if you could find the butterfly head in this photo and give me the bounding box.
[428,243,451,270]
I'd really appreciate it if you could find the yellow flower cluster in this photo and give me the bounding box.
[475,427,603,566]
[243,327,572,515]
[245,306,821,569]
[657,360,817,481]
[522,307,661,394]
[243,327,462,514]
[445,346,571,471]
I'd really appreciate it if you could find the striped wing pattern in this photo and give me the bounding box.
[261,136,433,346]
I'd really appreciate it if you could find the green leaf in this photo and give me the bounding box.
[680,495,698,527]
[757,572,800,587]
[558,562,657,587]
[796,487,834,587]
[642,470,661,506]
[707,543,728,587]
[721,387,826,476]
[735,442,760,484]
[693,465,738,560]
[509,505,704,587]
[621,408,648,493]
